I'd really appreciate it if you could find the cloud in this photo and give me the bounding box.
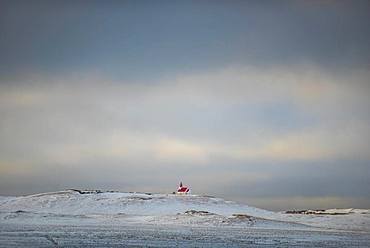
[220,123,370,161]
[170,65,370,109]
[2,64,369,109]
[42,131,209,165]
[1,65,369,165]
[154,137,208,163]
[0,65,369,211]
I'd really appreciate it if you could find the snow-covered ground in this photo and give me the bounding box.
[0,190,369,247]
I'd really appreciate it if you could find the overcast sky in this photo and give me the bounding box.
[0,0,369,210]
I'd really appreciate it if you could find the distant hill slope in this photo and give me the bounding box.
[0,190,273,217]
[0,190,369,231]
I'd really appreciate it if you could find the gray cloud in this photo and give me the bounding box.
[1,1,369,80]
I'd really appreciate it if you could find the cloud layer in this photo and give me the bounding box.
[1,65,369,210]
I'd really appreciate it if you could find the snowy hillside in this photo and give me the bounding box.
[0,190,369,232]
[0,190,271,217]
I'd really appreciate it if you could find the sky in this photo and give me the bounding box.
[0,0,370,211]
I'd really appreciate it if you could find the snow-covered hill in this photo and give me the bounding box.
[0,190,369,232]
[0,190,271,217]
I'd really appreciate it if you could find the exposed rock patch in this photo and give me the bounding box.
[184,210,215,216]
